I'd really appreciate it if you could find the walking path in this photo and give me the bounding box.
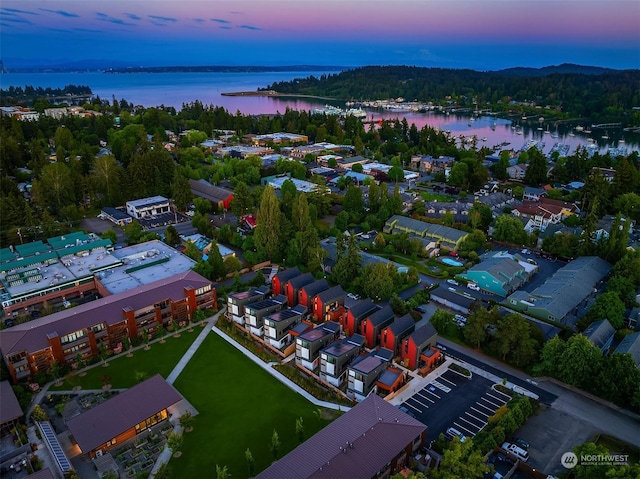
[165,307,225,385]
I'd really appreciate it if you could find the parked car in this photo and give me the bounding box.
[413,306,427,314]
[514,438,530,451]
[397,405,416,418]
[446,427,466,442]
[446,279,460,286]
[467,282,481,291]
[521,249,530,254]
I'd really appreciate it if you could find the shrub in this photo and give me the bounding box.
[30,404,49,423]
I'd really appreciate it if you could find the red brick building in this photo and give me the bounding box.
[0,271,215,382]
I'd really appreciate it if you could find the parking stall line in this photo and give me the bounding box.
[439,376,457,387]
[480,396,503,409]
[410,396,431,409]
[487,392,508,404]
[415,392,435,403]
[492,388,513,400]
[453,421,476,437]
[471,406,490,417]
[475,401,495,413]
[460,416,483,432]
[423,388,441,399]
[405,403,422,413]
[465,411,487,425]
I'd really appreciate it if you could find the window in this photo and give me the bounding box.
[61,330,86,344]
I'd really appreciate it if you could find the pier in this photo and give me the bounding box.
[591,122,622,129]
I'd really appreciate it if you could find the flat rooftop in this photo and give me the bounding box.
[351,355,383,374]
[323,340,358,357]
[1,238,120,301]
[97,240,196,295]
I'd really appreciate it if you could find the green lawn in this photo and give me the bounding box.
[49,331,201,390]
[169,333,335,479]
[419,191,455,202]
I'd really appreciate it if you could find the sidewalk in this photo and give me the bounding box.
[165,307,226,385]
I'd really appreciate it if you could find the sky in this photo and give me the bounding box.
[1,0,639,71]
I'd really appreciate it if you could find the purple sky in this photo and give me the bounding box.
[2,0,639,70]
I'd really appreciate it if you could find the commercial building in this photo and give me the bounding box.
[189,179,234,211]
[125,196,171,220]
[0,380,23,436]
[255,394,426,479]
[460,256,528,296]
[430,287,477,316]
[384,215,469,251]
[0,270,215,382]
[66,375,183,458]
[506,256,611,323]
[0,233,118,318]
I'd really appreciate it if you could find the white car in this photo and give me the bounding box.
[467,282,480,291]
[446,279,460,286]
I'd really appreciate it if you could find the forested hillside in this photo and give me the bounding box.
[263,66,640,123]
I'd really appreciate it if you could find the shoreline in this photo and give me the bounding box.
[222,90,338,101]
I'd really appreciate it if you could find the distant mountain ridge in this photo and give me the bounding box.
[495,63,620,76]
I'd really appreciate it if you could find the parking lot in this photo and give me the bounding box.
[399,369,510,443]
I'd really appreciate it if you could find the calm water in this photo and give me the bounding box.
[2,71,638,155]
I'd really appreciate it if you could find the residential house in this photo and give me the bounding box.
[360,305,395,348]
[583,319,615,353]
[319,334,366,387]
[506,164,527,180]
[295,322,340,372]
[412,155,455,174]
[285,272,315,307]
[298,279,330,311]
[512,198,579,232]
[255,394,426,479]
[0,271,215,382]
[593,215,635,242]
[347,348,394,401]
[400,323,440,370]
[614,332,640,368]
[312,285,345,322]
[227,286,270,324]
[264,305,307,349]
[271,267,301,296]
[252,132,308,146]
[379,314,415,356]
[343,299,380,337]
[522,186,547,201]
[66,375,183,458]
[430,287,477,316]
[506,256,611,323]
[461,256,528,296]
[591,167,616,183]
[244,295,288,337]
[188,179,234,211]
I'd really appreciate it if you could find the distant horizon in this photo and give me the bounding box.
[1,61,637,74]
[2,0,639,72]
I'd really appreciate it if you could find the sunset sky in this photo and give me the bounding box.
[2,0,639,70]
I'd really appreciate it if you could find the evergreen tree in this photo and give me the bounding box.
[171,170,193,211]
[254,186,283,262]
[523,148,548,185]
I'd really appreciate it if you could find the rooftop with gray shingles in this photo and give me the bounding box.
[507,256,611,320]
[255,394,426,479]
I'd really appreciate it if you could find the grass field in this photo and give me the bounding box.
[49,331,200,390]
[169,333,335,479]
[419,191,455,202]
